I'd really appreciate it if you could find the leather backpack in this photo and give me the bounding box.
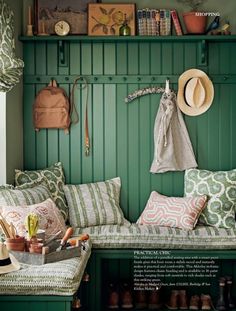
[33,78,90,156]
[33,80,75,134]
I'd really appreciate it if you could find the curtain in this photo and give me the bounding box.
[0,0,24,92]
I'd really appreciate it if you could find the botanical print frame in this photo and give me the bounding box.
[88,3,136,36]
[34,0,99,35]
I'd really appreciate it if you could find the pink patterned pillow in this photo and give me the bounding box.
[137,191,207,230]
[0,198,66,238]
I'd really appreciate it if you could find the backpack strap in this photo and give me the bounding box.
[71,77,90,156]
[83,78,90,156]
[70,78,80,124]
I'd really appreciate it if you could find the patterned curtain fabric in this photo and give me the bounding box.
[0,0,24,92]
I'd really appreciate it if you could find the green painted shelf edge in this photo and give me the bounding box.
[104,309,236,311]
[18,34,236,42]
[0,295,73,301]
[92,249,236,260]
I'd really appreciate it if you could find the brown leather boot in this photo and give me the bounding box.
[107,282,119,309]
[148,290,162,310]
[166,290,179,310]
[135,290,147,309]
[201,294,213,310]
[189,295,200,310]
[226,276,235,309]
[120,282,133,309]
[216,278,226,311]
[179,290,188,310]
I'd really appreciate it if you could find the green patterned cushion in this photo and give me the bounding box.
[64,177,128,228]
[0,182,51,206]
[15,162,68,220]
[184,168,236,228]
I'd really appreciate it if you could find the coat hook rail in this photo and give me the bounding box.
[23,75,236,85]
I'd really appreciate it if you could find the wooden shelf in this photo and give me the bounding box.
[19,34,236,43]
[19,34,236,67]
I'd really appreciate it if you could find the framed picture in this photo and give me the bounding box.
[88,3,136,36]
[34,0,99,35]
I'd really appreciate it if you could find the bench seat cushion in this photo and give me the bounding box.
[0,240,91,296]
[74,224,236,250]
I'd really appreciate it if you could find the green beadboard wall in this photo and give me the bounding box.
[22,39,236,222]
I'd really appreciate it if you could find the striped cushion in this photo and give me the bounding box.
[64,177,128,228]
[137,191,207,230]
[0,182,51,206]
[0,240,91,296]
[74,224,236,250]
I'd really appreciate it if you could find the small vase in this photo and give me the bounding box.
[25,236,38,252]
[119,14,131,36]
[29,242,43,254]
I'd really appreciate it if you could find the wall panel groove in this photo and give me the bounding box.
[23,41,236,222]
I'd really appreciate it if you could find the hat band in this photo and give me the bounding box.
[0,257,11,266]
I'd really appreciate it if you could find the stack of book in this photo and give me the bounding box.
[137,8,183,36]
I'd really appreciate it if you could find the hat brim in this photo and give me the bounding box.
[0,254,20,275]
[177,69,214,116]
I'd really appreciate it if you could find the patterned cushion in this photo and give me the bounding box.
[0,240,91,296]
[64,177,128,228]
[74,224,236,250]
[185,168,236,228]
[137,191,207,230]
[15,162,68,221]
[0,198,66,238]
[0,182,51,206]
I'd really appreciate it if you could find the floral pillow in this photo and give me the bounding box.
[185,168,236,228]
[15,162,68,221]
[0,198,66,238]
[137,191,207,230]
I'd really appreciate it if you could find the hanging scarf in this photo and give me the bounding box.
[150,91,197,173]
[0,0,24,92]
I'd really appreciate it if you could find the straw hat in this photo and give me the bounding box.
[177,69,214,116]
[0,242,20,274]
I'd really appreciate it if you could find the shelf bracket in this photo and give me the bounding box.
[58,40,68,67]
[198,40,207,66]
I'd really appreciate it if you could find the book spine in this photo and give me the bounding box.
[150,9,157,36]
[137,9,143,35]
[160,9,172,36]
[160,9,166,36]
[165,10,171,36]
[142,9,147,35]
[146,8,152,36]
[155,10,160,36]
[171,10,183,35]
